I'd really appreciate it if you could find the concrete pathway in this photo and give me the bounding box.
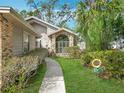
[39,57,66,93]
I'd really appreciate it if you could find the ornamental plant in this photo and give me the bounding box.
[2,48,48,93]
[81,50,124,80]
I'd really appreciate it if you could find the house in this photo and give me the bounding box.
[0,7,40,61]
[110,38,124,51]
[0,6,78,89]
[25,17,77,56]
[0,6,78,60]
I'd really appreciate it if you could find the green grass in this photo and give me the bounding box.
[17,63,46,93]
[54,57,124,93]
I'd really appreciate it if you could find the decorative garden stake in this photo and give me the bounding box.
[91,59,104,74]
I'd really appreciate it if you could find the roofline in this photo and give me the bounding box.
[48,28,77,36]
[25,16,77,36]
[25,16,60,29]
[61,28,77,35]
[0,6,24,21]
[0,6,39,37]
[0,6,10,13]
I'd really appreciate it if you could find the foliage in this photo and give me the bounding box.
[2,48,48,93]
[81,50,124,79]
[54,57,124,93]
[17,63,46,93]
[21,0,75,28]
[112,14,124,44]
[76,0,123,51]
[20,10,38,18]
[65,46,81,59]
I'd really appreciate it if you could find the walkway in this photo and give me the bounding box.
[39,57,66,93]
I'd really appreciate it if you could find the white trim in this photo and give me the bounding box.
[0,10,10,13]
[0,6,10,9]
[60,28,77,35]
[0,6,10,13]
[49,28,77,36]
[25,16,60,29]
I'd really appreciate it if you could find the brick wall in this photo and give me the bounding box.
[0,14,2,90]
[0,15,13,61]
[0,14,13,90]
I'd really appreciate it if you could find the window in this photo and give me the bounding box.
[23,32,30,53]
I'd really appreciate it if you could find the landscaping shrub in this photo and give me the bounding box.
[81,50,124,80]
[65,46,81,58]
[2,48,48,93]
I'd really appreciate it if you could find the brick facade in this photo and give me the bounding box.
[0,14,13,89]
[0,15,13,61]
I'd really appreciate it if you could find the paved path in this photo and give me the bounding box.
[39,57,66,93]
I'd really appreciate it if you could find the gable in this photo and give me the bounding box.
[25,17,59,30]
[26,17,59,35]
[49,28,77,37]
[25,17,77,36]
[30,22,47,34]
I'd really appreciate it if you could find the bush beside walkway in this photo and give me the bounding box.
[18,62,46,93]
[2,48,48,93]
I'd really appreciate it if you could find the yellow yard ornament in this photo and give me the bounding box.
[91,59,102,68]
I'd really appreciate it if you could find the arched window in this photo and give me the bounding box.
[56,35,69,53]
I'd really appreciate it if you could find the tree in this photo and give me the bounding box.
[19,9,39,18]
[24,0,74,28]
[20,10,28,18]
[55,4,74,27]
[76,0,123,51]
[26,0,41,18]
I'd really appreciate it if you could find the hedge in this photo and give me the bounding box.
[2,48,48,93]
[81,50,124,80]
[65,46,82,58]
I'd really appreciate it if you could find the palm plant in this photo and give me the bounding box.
[76,0,123,51]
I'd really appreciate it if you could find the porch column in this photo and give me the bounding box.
[0,14,2,89]
[69,35,74,47]
[51,35,56,53]
[0,14,14,89]
[1,15,13,61]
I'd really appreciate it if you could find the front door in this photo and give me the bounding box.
[56,35,69,53]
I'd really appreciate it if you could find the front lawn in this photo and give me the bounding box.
[54,57,124,93]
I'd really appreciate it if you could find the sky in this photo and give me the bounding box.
[0,0,79,28]
[0,0,79,10]
[0,0,28,10]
